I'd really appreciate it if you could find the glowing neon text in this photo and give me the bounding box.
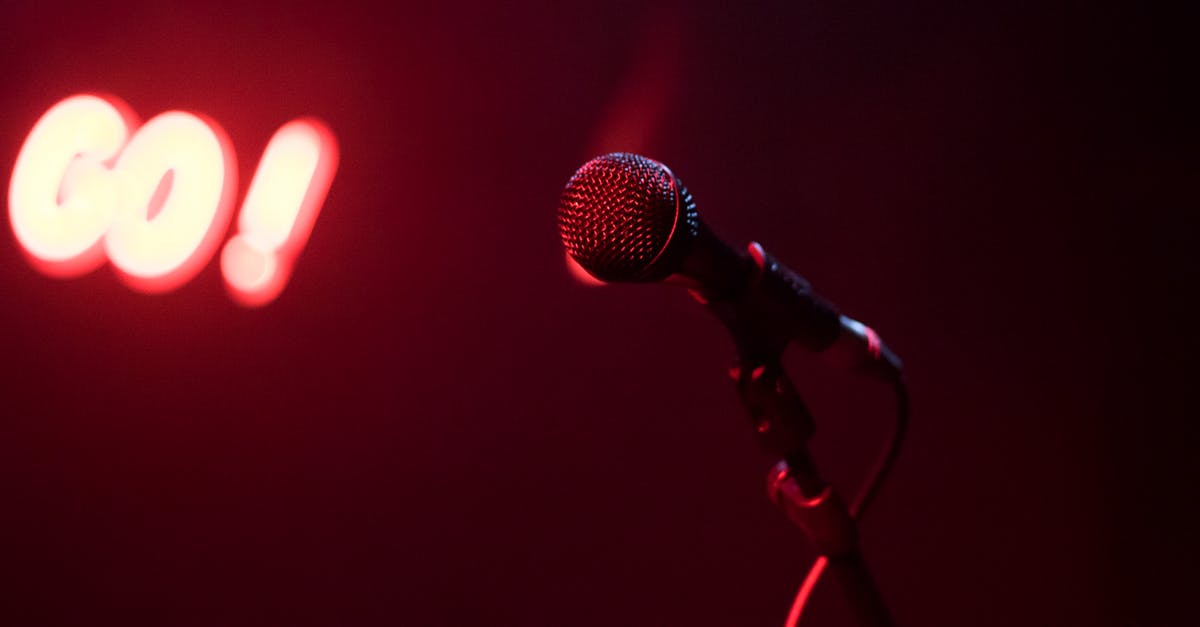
[8,94,338,306]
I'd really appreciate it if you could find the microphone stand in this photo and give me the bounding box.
[694,241,895,626]
[730,360,893,627]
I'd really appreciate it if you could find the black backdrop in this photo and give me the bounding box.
[1,2,1194,625]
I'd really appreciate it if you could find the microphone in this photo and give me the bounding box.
[557,152,901,379]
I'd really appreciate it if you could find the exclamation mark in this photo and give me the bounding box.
[220,119,338,307]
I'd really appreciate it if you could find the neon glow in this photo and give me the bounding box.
[221,119,338,307]
[105,111,236,292]
[9,95,131,277]
[8,94,338,305]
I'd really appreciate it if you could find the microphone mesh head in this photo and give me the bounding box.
[557,153,698,282]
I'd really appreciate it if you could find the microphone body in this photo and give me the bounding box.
[558,152,900,378]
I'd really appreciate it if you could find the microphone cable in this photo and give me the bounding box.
[784,374,910,627]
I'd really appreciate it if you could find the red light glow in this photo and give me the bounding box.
[564,252,605,287]
[8,94,337,305]
[785,556,828,627]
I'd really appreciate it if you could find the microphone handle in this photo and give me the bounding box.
[683,234,891,371]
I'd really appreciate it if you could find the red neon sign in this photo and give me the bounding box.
[8,94,338,306]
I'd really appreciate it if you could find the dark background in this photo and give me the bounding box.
[1,2,1194,625]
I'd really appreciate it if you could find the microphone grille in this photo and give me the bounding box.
[557,153,698,282]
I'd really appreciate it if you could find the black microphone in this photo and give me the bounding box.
[557,152,900,379]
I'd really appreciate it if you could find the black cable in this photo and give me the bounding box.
[851,375,910,519]
[784,374,910,627]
